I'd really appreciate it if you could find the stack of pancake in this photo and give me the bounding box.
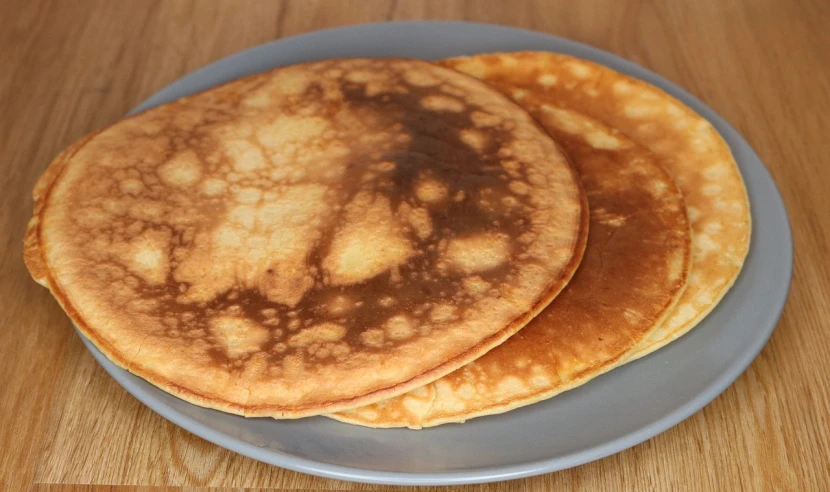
[24,53,750,428]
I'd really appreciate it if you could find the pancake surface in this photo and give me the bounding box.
[24,58,588,418]
[331,100,691,428]
[444,52,751,359]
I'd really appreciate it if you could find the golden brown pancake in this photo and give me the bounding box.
[24,58,588,418]
[444,52,751,360]
[330,99,691,428]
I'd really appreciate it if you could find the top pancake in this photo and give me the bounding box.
[444,52,751,359]
[330,88,691,428]
[24,58,587,418]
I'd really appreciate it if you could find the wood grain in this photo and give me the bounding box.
[2,0,829,490]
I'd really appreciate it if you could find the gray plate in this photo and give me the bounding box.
[76,21,792,485]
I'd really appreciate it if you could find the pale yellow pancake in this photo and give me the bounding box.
[444,52,751,359]
[330,102,691,428]
[24,58,588,418]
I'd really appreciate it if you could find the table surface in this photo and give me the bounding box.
[2,0,829,490]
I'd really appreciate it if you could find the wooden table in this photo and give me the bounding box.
[2,1,828,490]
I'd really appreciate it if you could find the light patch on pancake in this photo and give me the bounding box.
[288,322,346,348]
[540,105,581,133]
[446,234,511,274]
[531,373,552,388]
[456,383,476,399]
[614,80,634,95]
[622,308,642,323]
[345,70,374,83]
[324,192,413,286]
[566,62,591,78]
[537,74,558,87]
[119,179,144,195]
[384,315,415,341]
[201,178,227,196]
[452,60,486,79]
[175,184,328,306]
[704,221,723,234]
[271,70,313,96]
[360,328,385,348]
[512,88,527,100]
[597,213,626,227]
[228,206,256,230]
[414,175,448,204]
[364,81,388,97]
[400,203,433,240]
[585,130,623,150]
[430,303,458,322]
[401,394,429,419]
[211,316,270,358]
[470,111,500,127]
[667,249,685,282]
[624,104,653,118]
[502,196,519,209]
[373,161,396,172]
[668,304,697,327]
[463,276,492,296]
[256,116,329,150]
[509,181,531,195]
[696,290,714,307]
[242,91,271,108]
[432,380,466,412]
[282,353,305,377]
[649,180,668,198]
[495,376,526,398]
[694,233,718,254]
[327,295,354,315]
[355,408,379,420]
[234,187,262,204]
[157,150,202,187]
[459,128,487,152]
[674,118,690,130]
[704,165,726,180]
[113,228,171,285]
[74,207,110,228]
[421,94,465,112]
[702,184,722,196]
[402,69,441,87]
[687,206,701,222]
[224,139,267,173]
[502,159,521,174]
[666,102,684,117]
[128,201,164,221]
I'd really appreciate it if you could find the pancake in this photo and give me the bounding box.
[330,100,691,428]
[444,52,751,360]
[24,58,588,418]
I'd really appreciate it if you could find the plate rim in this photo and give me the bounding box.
[74,20,793,486]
